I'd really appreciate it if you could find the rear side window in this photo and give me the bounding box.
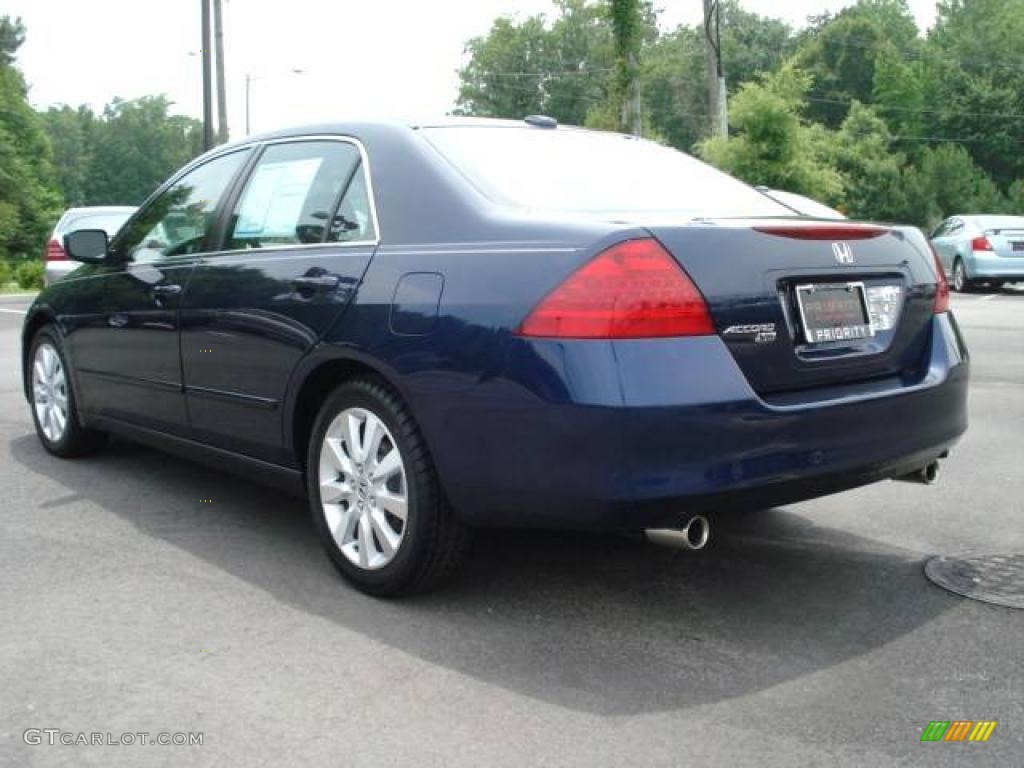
[228,141,362,250]
[421,126,792,218]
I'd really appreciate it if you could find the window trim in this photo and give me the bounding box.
[203,135,381,259]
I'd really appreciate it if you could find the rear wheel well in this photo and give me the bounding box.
[291,358,394,469]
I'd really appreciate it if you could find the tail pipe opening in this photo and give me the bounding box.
[645,515,711,551]
[895,460,941,486]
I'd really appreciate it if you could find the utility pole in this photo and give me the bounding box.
[213,0,228,143]
[201,0,214,151]
[702,0,728,138]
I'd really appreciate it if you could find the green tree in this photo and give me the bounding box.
[641,3,793,152]
[0,16,62,260]
[40,105,96,207]
[829,102,906,220]
[900,144,1007,228]
[797,1,921,127]
[699,64,842,202]
[43,96,203,207]
[0,15,25,66]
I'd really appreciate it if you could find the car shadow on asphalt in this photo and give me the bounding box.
[11,434,958,716]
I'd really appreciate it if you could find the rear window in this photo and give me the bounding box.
[977,216,1024,232]
[58,212,134,237]
[421,126,792,218]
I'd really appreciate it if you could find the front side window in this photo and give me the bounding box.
[228,141,363,250]
[117,150,249,263]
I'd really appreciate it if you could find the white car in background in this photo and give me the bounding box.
[757,187,846,219]
[44,206,136,286]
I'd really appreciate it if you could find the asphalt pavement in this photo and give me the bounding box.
[0,289,1021,767]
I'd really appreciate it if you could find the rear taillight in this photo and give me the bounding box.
[970,235,993,252]
[45,238,67,261]
[929,244,950,314]
[515,238,714,339]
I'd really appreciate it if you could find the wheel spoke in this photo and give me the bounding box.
[372,448,402,483]
[320,478,353,504]
[370,510,399,556]
[324,437,355,478]
[357,514,374,567]
[376,490,407,521]
[51,405,66,434]
[34,359,46,385]
[343,412,364,462]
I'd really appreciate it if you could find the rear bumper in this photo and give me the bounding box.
[422,313,969,530]
[968,251,1024,280]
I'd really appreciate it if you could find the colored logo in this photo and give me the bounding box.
[920,720,997,743]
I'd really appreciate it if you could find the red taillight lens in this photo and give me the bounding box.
[929,244,950,314]
[753,223,888,240]
[515,238,714,339]
[970,235,993,252]
[45,238,67,261]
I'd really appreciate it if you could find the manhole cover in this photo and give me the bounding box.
[925,554,1024,610]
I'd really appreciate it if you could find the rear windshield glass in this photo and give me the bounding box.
[421,126,792,218]
[977,216,1024,232]
[60,212,134,237]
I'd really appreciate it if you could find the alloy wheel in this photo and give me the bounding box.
[32,343,69,443]
[953,261,966,292]
[318,407,408,570]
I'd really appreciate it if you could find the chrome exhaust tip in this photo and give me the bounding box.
[895,461,940,485]
[645,515,711,551]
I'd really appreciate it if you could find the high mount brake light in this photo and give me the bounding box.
[753,224,889,240]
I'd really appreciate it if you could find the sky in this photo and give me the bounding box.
[8,0,939,139]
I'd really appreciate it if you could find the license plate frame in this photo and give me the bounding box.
[794,281,874,345]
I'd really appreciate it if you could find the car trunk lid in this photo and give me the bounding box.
[645,218,939,395]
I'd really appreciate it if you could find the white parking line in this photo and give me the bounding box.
[0,308,27,314]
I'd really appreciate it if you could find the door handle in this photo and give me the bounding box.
[151,284,182,296]
[291,275,341,292]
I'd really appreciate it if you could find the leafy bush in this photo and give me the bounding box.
[0,258,12,288]
[13,259,43,291]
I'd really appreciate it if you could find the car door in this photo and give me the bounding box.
[933,218,962,274]
[179,137,378,464]
[67,149,251,435]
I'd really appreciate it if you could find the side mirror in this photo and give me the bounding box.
[64,229,109,263]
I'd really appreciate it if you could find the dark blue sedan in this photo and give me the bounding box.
[22,118,968,595]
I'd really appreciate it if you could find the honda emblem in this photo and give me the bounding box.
[832,242,855,265]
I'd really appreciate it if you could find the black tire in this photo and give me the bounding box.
[952,258,973,293]
[306,376,470,596]
[27,326,108,458]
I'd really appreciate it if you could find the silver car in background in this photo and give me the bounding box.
[930,215,1024,292]
[44,206,136,286]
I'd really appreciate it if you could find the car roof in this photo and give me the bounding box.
[62,206,137,215]
[213,117,594,153]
